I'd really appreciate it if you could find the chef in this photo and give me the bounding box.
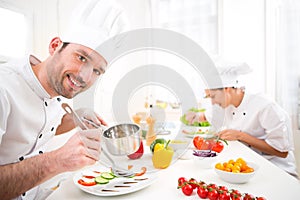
[0,0,128,199]
[190,59,298,178]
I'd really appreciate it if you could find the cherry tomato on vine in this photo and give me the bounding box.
[256,197,267,200]
[207,188,219,200]
[207,183,218,190]
[219,191,230,200]
[178,177,187,188]
[243,193,255,200]
[218,185,228,192]
[189,178,198,189]
[181,184,193,196]
[231,192,242,200]
[197,186,208,199]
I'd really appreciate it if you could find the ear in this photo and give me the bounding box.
[49,37,63,55]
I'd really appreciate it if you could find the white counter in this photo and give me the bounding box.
[46,136,300,200]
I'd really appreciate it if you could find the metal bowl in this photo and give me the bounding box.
[102,123,141,156]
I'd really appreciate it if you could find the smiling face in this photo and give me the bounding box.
[43,38,107,98]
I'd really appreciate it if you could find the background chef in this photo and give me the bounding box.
[188,59,298,178]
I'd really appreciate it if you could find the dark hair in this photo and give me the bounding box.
[58,42,70,53]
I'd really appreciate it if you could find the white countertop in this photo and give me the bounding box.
[46,127,300,200]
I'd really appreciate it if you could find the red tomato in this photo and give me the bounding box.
[207,189,219,200]
[231,195,242,200]
[219,191,230,200]
[197,186,208,199]
[218,185,228,192]
[189,178,198,189]
[212,141,224,153]
[243,193,255,200]
[181,184,193,196]
[77,179,96,186]
[207,183,218,190]
[178,177,188,188]
[193,136,204,150]
[231,192,242,200]
[201,139,213,150]
[256,197,267,200]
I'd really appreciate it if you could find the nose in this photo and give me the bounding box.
[78,65,93,83]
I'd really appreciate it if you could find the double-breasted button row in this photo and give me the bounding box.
[44,97,61,107]
[232,112,247,115]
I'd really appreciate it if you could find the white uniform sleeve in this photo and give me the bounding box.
[259,103,294,152]
[0,88,10,143]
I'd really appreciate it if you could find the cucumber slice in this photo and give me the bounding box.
[100,172,115,180]
[94,176,109,184]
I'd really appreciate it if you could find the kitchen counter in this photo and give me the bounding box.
[46,128,300,200]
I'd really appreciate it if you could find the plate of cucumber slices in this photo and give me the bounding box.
[73,163,158,196]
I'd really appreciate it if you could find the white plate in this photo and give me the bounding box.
[73,164,158,196]
[181,126,213,138]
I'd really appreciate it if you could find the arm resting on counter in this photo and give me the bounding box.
[219,129,288,158]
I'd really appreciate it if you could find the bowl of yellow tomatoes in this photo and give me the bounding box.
[214,158,259,184]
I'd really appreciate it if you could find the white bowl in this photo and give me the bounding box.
[214,162,259,184]
[193,151,218,169]
[169,140,190,151]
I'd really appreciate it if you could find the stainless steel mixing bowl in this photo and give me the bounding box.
[102,123,141,156]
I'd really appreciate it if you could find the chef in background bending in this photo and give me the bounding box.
[187,59,298,178]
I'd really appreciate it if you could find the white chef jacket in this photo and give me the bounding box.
[0,55,67,199]
[205,92,298,177]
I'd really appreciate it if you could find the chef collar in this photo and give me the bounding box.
[22,55,51,100]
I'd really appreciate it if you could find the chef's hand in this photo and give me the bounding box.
[75,108,108,129]
[218,129,243,141]
[185,111,206,125]
[54,129,102,172]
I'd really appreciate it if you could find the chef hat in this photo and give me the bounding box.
[61,0,129,54]
[206,58,252,89]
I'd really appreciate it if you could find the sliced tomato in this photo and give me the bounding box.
[135,167,147,176]
[82,175,95,179]
[77,179,96,186]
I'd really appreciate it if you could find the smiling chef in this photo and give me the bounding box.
[0,0,128,199]
[187,58,298,178]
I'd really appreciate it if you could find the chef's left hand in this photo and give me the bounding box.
[75,108,108,129]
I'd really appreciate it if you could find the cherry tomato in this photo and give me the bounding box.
[212,141,224,153]
[256,197,267,200]
[243,193,255,200]
[181,184,193,196]
[189,178,198,189]
[218,185,228,192]
[231,191,242,200]
[197,186,208,199]
[231,194,242,200]
[219,191,230,200]
[230,189,241,196]
[207,183,218,190]
[207,189,219,200]
[178,177,188,188]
